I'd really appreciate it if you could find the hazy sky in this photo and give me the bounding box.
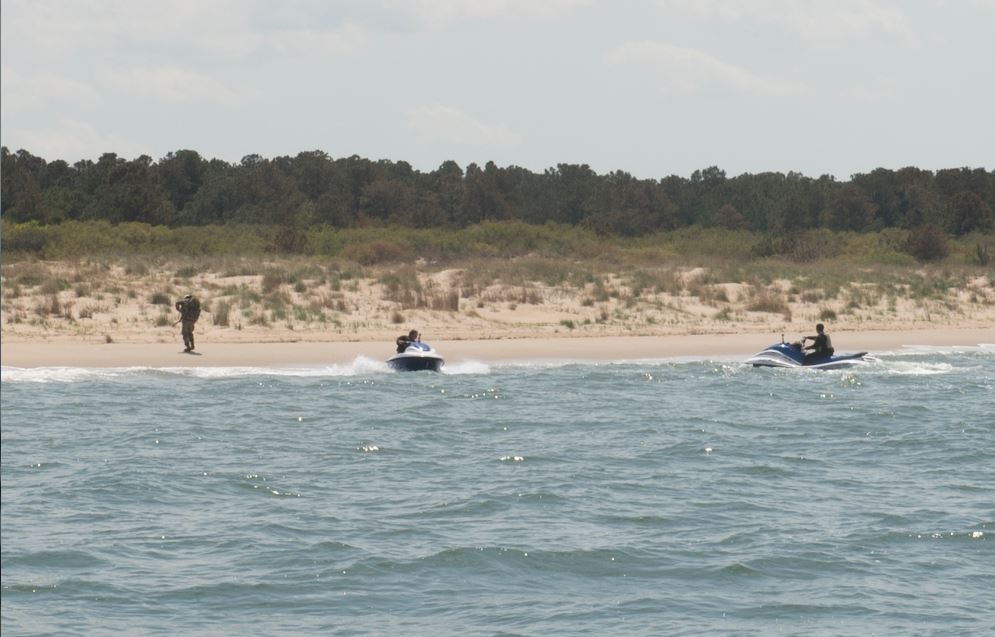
[2,0,993,179]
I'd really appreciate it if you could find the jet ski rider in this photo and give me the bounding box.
[396,329,420,353]
[802,323,834,363]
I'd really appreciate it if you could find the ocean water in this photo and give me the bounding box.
[2,347,993,636]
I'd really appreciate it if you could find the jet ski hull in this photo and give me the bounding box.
[387,342,445,372]
[747,342,868,370]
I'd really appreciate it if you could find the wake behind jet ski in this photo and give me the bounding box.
[387,329,445,372]
[747,327,868,370]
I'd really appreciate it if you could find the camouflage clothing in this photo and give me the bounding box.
[175,296,201,352]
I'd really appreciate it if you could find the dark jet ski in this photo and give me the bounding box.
[747,338,869,370]
[387,341,445,372]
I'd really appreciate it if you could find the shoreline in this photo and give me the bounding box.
[4,257,993,369]
[2,328,991,368]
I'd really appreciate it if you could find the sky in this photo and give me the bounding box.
[2,0,993,180]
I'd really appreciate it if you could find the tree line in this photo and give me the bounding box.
[2,147,992,245]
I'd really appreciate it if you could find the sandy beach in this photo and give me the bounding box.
[2,257,992,367]
[2,328,991,368]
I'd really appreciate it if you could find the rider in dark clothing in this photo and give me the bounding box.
[175,294,201,352]
[396,329,420,353]
[803,323,833,362]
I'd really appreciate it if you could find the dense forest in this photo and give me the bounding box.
[2,147,993,244]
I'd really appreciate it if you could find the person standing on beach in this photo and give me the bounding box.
[396,329,420,353]
[802,323,833,362]
[175,294,201,352]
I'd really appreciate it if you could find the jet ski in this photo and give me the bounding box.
[387,341,445,372]
[747,337,869,370]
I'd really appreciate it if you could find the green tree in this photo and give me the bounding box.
[359,176,417,225]
[949,191,993,234]
[462,162,508,225]
[429,160,465,226]
[899,184,941,228]
[714,203,747,229]
[821,183,877,231]
[157,150,207,214]
[851,168,902,227]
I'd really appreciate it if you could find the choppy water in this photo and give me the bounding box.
[2,347,993,636]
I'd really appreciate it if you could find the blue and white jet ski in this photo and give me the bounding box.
[746,338,869,370]
[387,341,445,372]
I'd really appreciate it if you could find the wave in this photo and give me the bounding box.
[0,365,160,384]
[1,355,494,383]
[441,360,491,375]
[860,346,993,376]
[3,345,988,383]
[0,359,384,383]
[876,361,957,376]
[878,344,995,357]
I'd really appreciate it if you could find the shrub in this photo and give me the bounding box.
[175,265,198,278]
[657,226,757,260]
[261,268,289,293]
[33,295,61,316]
[746,288,789,315]
[342,240,407,265]
[519,286,543,305]
[213,300,231,326]
[4,263,44,287]
[430,290,460,311]
[40,278,70,295]
[905,224,949,262]
[977,243,991,266]
[2,221,53,253]
[306,226,346,256]
[751,235,785,258]
[800,290,822,303]
[149,291,171,305]
[381,268,422,297]
[714,204,748,230]
[790,229,841,262]
[125,260,150,276]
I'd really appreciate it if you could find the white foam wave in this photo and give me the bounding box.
[879,344,995,357]
[1,366,154,383]
[0,356,395,383]
[182,356,393,378]
[877,361,956,376]
[472,355,742,371]
[1,355,499,383]
[3,346,986,382]
[442,360,491,375]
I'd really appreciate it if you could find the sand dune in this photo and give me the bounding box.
[2,258,992,367]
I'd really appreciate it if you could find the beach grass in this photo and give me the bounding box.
[2,226,993,344]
